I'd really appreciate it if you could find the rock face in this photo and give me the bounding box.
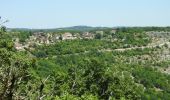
[14,42,24,51]
[13,38,25,51]
[146,31,170,39]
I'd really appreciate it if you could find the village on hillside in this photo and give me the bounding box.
[14,29,117,51]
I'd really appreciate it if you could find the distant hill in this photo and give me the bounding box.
[8,26,112,32]
[58,26,111,31]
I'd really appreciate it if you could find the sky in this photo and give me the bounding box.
[0,0,170,28]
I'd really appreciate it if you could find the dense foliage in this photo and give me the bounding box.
[1,26,170,99]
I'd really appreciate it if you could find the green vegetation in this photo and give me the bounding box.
[1,23,170,99]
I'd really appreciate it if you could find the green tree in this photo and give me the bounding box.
[95,33,102,39]
[0,18,36,99]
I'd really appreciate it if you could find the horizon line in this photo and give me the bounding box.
[6,25,170,30]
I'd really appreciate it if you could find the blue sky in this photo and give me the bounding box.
[0,0,170,28]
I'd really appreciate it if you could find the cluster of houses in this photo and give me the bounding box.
[14,32,94,51]
[14,29,117,51]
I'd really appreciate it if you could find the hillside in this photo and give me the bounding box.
[1,27,170,99]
